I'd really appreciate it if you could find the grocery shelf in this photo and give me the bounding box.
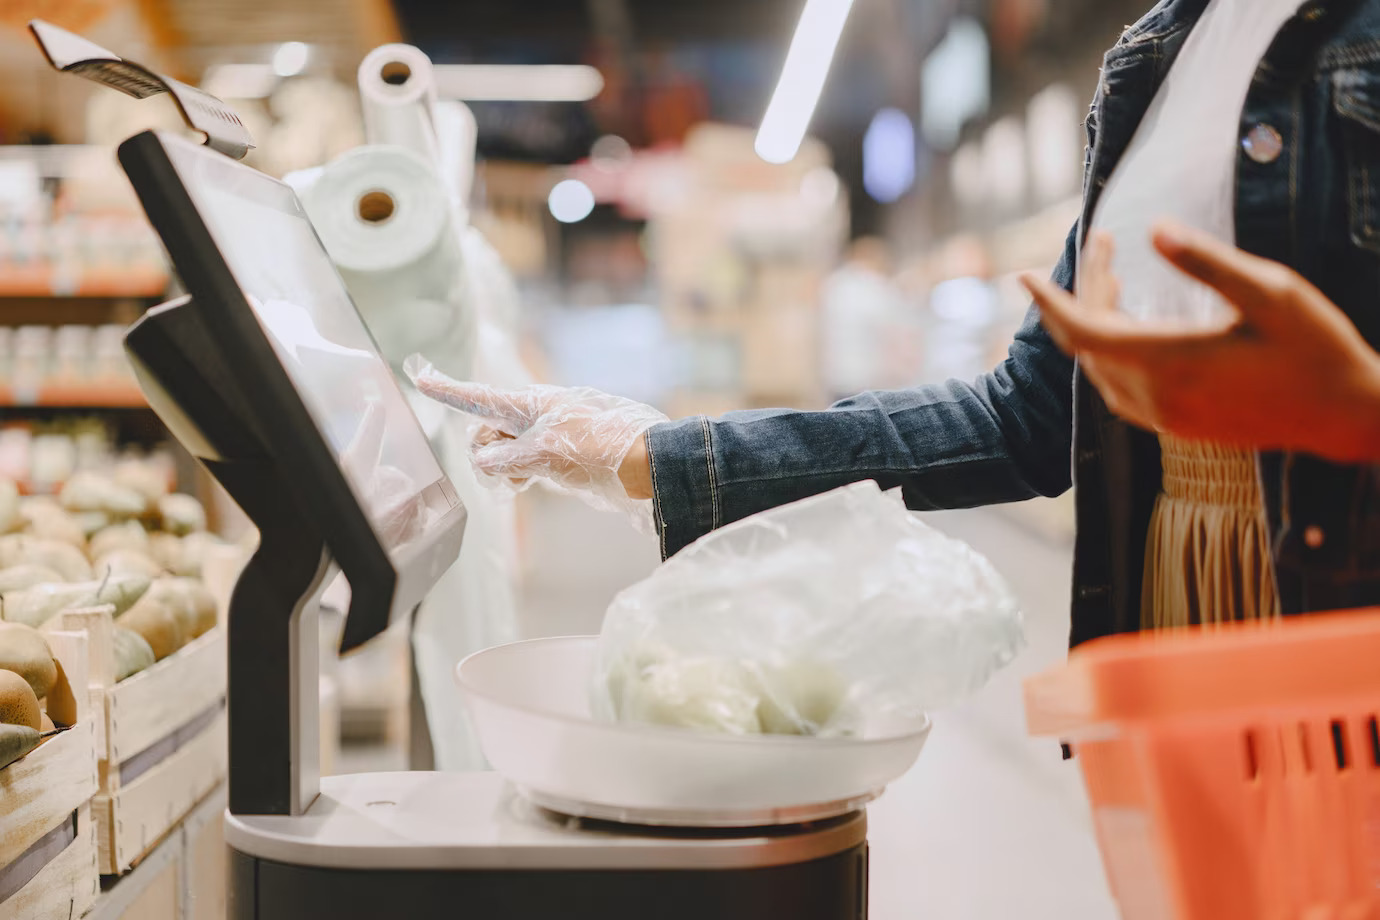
[0,270,168,299]
[0,299,151,328]
[0,382,147,408]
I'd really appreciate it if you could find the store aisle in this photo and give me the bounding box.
[864,507,1117,920]
[516,491,1118,920]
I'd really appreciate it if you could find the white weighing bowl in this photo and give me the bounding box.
[456,636,931,827]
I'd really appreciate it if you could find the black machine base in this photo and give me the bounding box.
[228,844,869,920]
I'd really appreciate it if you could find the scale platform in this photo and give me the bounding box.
[519,786,880,830]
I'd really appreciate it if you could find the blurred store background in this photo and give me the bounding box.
[0,1,1158,917]
[0,0,1143,423]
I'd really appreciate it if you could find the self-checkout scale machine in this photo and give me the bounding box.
[30,22,931,919]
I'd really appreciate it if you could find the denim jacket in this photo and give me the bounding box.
[646,0,1380,650]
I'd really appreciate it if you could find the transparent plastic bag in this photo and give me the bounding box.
[592,482,1024,738]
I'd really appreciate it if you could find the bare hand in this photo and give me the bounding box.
[1021,222,1380,463]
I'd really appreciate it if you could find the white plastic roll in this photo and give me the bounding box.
[302,146,451,280]
[299,145,473,377]
[358,44,441,169]
[432,99,478,212]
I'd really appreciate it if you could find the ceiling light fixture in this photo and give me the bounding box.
[754,0,856,165]
[433,65,604,102]
[863,108,916,203]
[273,41,310,78]
[548,179,596,223]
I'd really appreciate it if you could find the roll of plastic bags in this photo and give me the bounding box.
[358,43,441,168]
[592,482,1025,738]
[358,45,477,213]
[297,145,475,380]
[301,146,452,282]
[433,100,478,214]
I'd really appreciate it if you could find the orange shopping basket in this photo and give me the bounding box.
[1025,608,1380,920]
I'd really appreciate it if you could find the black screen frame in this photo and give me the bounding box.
[118,130,465,650]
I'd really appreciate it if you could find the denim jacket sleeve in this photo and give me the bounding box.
[645,222,1080,560]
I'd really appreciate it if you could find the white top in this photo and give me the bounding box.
[1089,0,1304,325]
[224,771,868,871]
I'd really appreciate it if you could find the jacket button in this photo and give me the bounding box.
[1304,525,1325,549]
[1243,124,1284,164]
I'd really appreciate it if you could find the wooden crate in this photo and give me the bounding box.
[83,784,226,920]
[0,804,99,920]
[84,811,183,920]
[55,609,227,875]
[91,711,226,875]
[179,785,227,920]
[54,610,226,782]
[0,629,100,920]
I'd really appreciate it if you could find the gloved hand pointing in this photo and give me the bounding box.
[406,356,667,531]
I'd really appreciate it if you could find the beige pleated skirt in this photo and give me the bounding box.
[1141,435,1280,630]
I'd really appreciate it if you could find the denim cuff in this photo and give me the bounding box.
[645,417,718,560]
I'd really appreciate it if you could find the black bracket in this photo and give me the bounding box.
[28,19,255,160]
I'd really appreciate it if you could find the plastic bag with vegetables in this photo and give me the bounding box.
[592,482,1024,738]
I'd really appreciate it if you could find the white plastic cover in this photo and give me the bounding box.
[593,482,1025,737]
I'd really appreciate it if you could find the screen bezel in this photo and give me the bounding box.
[118,130,465,647]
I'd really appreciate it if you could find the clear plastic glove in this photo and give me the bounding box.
[405,355,668,531]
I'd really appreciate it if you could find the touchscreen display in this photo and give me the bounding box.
[163,140,450,550]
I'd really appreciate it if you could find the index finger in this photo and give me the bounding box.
[426,382,540,432]
[404,355,537,432]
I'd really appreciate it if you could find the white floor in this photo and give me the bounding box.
[514,490,1119,920]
